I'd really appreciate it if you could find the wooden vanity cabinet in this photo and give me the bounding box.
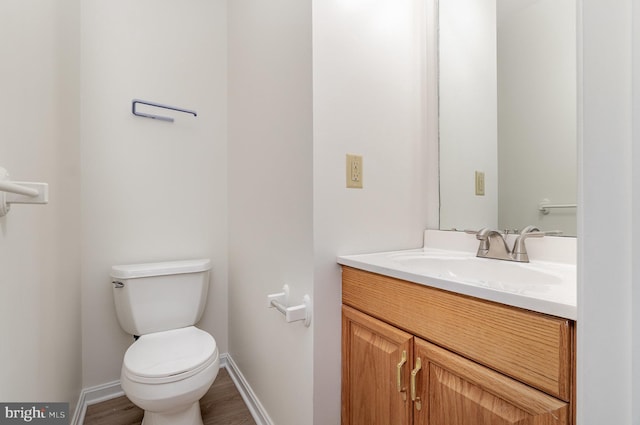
[341,267,575,425]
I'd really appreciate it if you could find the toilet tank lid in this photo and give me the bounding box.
[110,259,211,279]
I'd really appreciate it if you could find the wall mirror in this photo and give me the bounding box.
[438,0,577,236]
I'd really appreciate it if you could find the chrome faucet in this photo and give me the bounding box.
[467,226,562,263]
[474,228,512,261]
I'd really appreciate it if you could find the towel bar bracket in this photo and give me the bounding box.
[0,167,49,217]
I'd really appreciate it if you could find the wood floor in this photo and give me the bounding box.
[83,368,256,425]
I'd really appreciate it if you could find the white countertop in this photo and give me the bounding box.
[337,230,577,320]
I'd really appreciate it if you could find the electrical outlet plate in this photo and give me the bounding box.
[475,171,485,196]
[346,154,363,189]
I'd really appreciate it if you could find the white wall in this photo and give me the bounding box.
[80,0,228,388]
[227,1,314,424]
[0,0,82,406]
[497,0,577,235]
[579,0,634,423]
[432,0,639,422]
[633,1,640,421]
[312,0,430,422]
[439,0,498,231]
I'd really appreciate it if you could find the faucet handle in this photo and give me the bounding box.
[520,230,563,238]
[512,228,563,262]
[519,225,539,234]
[517,226,562,238]
[464,228,493,238]
[464,228,493,255]
[465,228,486,241]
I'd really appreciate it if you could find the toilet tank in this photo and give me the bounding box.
[111,259,211,336]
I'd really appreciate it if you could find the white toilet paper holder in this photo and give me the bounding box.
[267,284,311,327]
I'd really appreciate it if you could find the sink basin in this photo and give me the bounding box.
[387,251,563,293]
[337,247,577,319]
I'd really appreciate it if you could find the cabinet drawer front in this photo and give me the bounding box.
[342,267,573,401]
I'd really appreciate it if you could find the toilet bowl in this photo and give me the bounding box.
[121,327,219,425]
[111,259,217,425]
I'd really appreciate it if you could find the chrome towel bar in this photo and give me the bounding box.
[132,99,197,122]
[538,199,577,215]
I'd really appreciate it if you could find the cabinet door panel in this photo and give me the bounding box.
[342,305,413,425]
[414,338,569,425]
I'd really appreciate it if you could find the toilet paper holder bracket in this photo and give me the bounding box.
[267,284,312,327]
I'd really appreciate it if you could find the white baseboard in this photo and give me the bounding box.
[222,354,274,425]
[72,353,270,425]
[71,380,124,425]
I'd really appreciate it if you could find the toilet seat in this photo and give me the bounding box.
[123,326,217,385]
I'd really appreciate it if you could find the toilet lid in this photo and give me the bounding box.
[124,326,216,380]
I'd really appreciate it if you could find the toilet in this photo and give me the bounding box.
[111,259,219,425]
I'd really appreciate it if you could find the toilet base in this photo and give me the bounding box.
[141,401,203,425]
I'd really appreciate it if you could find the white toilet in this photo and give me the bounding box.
[111,259,219,425]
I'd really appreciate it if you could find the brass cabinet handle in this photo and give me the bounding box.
[397,350,407,400]
[411,357,422,411]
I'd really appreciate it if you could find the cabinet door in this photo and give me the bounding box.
[413,338,569,425]
[342,305,413,425]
